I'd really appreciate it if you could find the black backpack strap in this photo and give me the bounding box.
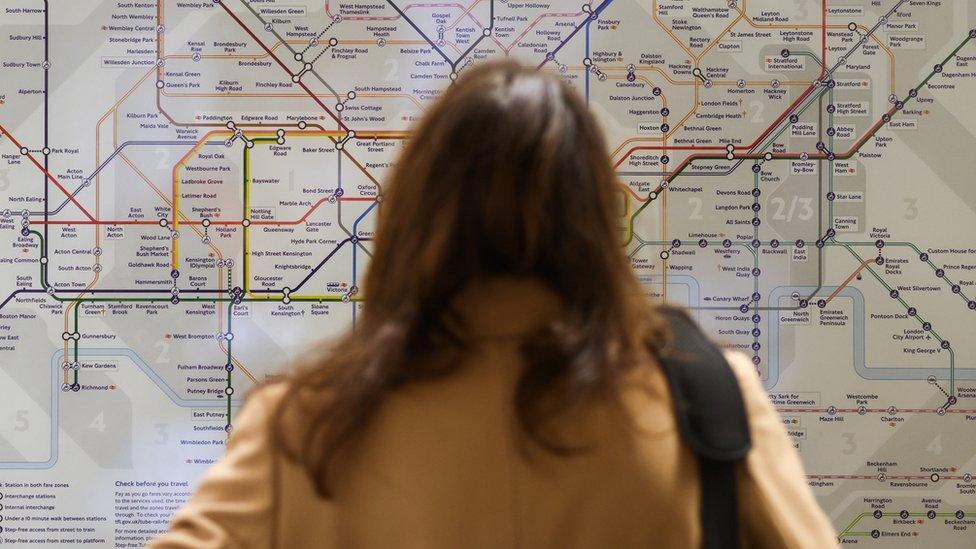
[655,307,752,549]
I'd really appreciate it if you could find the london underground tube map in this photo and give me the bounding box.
[0,0,975,545]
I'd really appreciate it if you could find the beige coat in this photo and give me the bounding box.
[150,279,838,548]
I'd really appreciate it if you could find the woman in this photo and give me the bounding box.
[151,61,837,548]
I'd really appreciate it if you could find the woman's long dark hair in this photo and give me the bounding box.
[274,60,668,496]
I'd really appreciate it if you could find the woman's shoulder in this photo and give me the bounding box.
[236,382,290,422]
[236,379,330,463]
[721,351,840,546]
[228,382,293,447]
[245,381,290,409]
[721,350,781,430]
[721,351,763,394]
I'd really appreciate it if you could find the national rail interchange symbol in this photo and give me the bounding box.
[1,0,974,541]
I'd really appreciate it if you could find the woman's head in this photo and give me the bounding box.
[366,60,628,313]
[277,60,664,495]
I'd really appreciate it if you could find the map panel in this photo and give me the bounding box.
[0,0,975,545]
